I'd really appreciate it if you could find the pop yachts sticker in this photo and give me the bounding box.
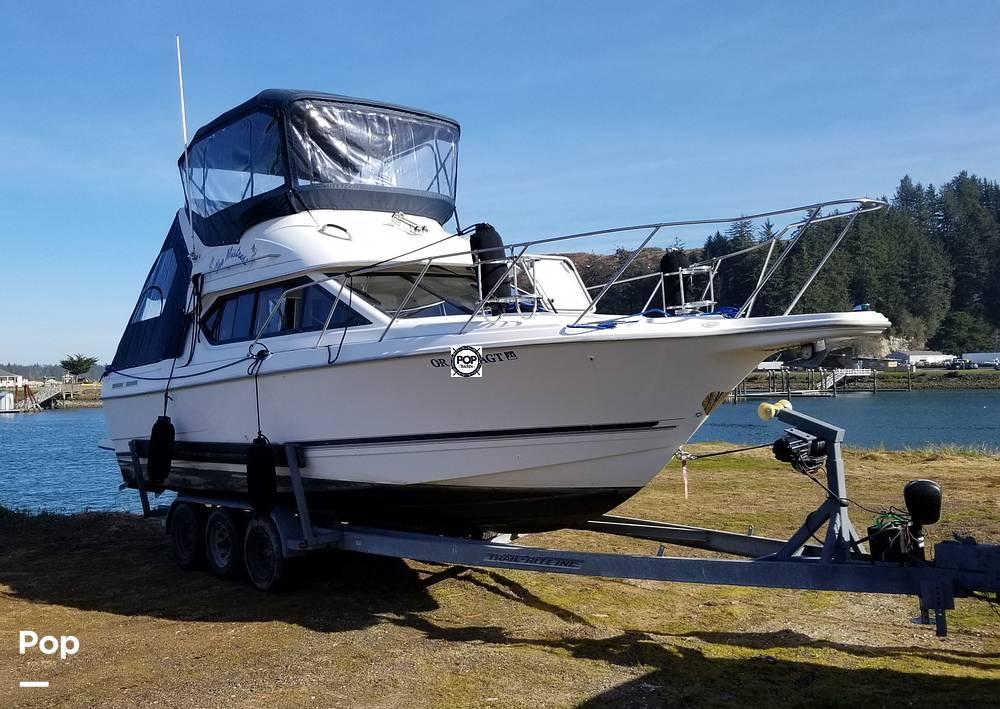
[429,349,518,377]
[450,345,483,377]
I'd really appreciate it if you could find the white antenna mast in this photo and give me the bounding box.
[175,34,197,260]
[175,35,189,144]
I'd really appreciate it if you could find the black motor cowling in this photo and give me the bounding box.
[659,249,690,308]
[471,224,511,311]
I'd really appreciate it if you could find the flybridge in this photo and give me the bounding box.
[179,89,461,246]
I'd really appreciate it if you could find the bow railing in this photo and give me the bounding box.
[248,197,887,348]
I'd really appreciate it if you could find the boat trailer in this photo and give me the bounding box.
[133,403,1000,637]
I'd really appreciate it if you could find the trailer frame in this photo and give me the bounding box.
[138,405,1000,637]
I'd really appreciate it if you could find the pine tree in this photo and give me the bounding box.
[939,173,998,313]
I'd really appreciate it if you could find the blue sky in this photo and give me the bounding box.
[2,2,999,363]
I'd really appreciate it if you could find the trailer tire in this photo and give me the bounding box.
[205,508,246,579]
[243,516,290,592]
[169,502,205,570]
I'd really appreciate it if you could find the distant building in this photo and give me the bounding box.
[962,352,1000,366]
[857,356,900,371]
[0,369,24,388]
[0,390,14,412]
[888,350,955,367]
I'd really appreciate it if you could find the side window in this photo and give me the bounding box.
[201,281,370,344]
[301,285,332,330]
[205,291,255,342]
[300,286,369,329]
[130,249,178,324]
[254,286,285,336]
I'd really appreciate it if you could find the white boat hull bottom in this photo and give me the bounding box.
[118,423,681,532]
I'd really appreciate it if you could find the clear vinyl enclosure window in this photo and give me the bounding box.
[129,249,178,323]
[288,100,458,199]
[183,111,286,218]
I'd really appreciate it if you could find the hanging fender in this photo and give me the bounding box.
[247,434,277,514]
[146,415,175,485]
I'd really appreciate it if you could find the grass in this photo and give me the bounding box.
[1,446,999,708]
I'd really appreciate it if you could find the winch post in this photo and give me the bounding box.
[767,407,864,561]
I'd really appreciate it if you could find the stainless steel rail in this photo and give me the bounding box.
[248,197,886,348]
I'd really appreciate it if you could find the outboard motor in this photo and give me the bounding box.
[659,249,690,309]
[471,224,511,313]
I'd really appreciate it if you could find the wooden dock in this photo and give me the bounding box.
[731,367,913,399]
[12,382,83,412]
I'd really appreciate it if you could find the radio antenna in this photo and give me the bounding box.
[175,34,197,260]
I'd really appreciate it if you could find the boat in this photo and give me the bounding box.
[102,89,890,533]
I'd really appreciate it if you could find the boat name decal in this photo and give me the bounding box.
[484,552,583,570]
[207,244,257,273]
[429,349,518,373]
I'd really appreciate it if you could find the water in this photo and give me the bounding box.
[0,409,143,514]
[1,392,998,514]
[693,390,1000,450]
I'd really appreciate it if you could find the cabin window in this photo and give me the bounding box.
[254,286,286,336]
[204,291,255,342]
[129,249,179,324]
[184,111,285,218]
[202,280,370,344]
[342,269,478,318]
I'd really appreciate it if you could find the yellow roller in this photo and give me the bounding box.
[757,399,793,421]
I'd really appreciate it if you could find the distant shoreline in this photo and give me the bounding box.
[743,368,1000,391]
[56,399,103,409]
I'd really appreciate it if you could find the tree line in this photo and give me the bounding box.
[2,355,102,382]
[569,172,1000,355]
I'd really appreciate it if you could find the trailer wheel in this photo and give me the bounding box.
[169,502,205,570]
[204,508,246,579]
[243,516,289,592]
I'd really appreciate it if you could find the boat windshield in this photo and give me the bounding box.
[289,100,459,200]
[337,268,477,318]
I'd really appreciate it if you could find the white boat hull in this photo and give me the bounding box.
[105,311,889,531]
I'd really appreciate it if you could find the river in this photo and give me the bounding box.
[1,390,998,513]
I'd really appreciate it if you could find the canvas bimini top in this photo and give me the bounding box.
[179,89,461,246]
